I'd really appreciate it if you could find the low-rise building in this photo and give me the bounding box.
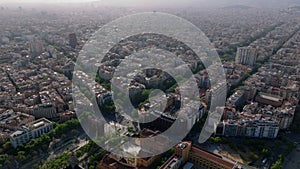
[29,103,58,119]
[255,92,283,107]
[9,118,53,148]
[0,110,35,130]
[160,142,238,169]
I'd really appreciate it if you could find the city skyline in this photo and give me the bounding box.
[1,0,300,8]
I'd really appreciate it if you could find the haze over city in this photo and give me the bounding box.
[1,0,300,8]
[0,0,299,169]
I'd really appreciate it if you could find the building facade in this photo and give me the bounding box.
[10,118,53,148]
[161,142,238,169]
[235,47,257,66]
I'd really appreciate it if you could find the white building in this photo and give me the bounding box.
[221,120,279,138]
[244,121,279,138]
[10,118,53,148]
[206,82,227,111]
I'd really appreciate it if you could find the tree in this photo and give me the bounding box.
[40,153,70,169]
[75,150,83,157]
[271,155,283,169]
[0,154,8,164]
[262,148,271,157]
[71,129,79,136]
[2,141,11,151]
[17,151,26,161]
[161,157,168,164]
[127,127,135,133]
[33,164,39,169]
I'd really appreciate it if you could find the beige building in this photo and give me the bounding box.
[161,142,238,169]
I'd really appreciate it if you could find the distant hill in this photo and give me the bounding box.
[217,0,300,9]
[221,5,254,10]
[288,5,300,10]
[287,5,300,14]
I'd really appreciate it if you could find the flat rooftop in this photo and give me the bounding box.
[258,93,282,102]
[29,118,52,129]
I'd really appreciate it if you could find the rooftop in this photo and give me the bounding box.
[28,118,52,129]
[190,146,235,169]
[258,93,282,102]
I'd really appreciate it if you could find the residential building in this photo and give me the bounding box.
[69,33,77,49]
[235,47,257,66]
[9,118,53,148]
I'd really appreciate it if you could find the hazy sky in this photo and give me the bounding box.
[1,0,299,8]
[0,0,92,3]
